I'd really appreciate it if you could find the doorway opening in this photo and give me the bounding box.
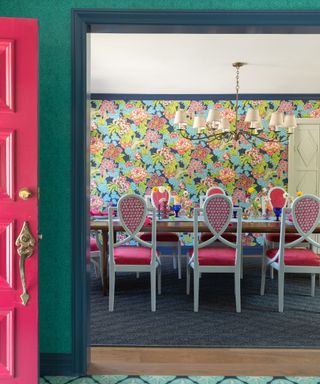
[72,9,320,375]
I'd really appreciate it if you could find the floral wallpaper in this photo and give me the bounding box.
[90,99,320,246]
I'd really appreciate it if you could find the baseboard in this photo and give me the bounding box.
[40,353,74,376]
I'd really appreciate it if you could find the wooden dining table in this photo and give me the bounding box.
[90,218,320,295]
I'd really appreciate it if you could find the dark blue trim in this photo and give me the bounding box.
[91,93,320,101]
[72,9,320,376]
[40,353,73,376]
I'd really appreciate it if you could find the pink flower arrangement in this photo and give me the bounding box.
[130,167,148,183]
[130,108,149,124]
[173,138,193,154]
[219,167,236,185]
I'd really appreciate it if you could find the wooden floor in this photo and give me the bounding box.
[89,346,320,376]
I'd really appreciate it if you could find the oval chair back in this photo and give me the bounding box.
[200,186,225,207]
[150,187,171,209]
[268,186,287,209]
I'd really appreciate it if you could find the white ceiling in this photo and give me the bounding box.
[90,33,320,94]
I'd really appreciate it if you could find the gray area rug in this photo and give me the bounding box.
[90,256,320,347]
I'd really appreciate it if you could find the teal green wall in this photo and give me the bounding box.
[1,0,320,354]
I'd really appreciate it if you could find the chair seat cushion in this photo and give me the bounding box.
[200,232,237,242]
[190,247,236,266]
[266,233,306,243]
[90,237,99,252]
[139,232,179,242]
[266,248,320,266]
[114,246,152,265]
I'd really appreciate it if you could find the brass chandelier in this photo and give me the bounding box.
[173,62,297,143]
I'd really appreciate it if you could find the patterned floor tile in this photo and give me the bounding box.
[39,376,320,384]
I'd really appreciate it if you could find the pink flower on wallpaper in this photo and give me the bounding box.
[102,100,117,113]
[135,152,142,160]
[90,195,104,210]
[187,101,205,116]
[157,147,175,164]
[91,122,98,131]
[130,167,148,183]
[130,108,149,124]
[125,102,134,109]
[104,144,123,160]
[144,129,160,146]
[147,174,166,188]
[262,141,282,156]
[304,103,313,110]
[173,138,193,154]
[236,174,254,190]
[192,144,210,160]
[245,147,263,165]
[148,115,167,130]
[164,108,176,120]
[214,103,223,109]
[187,159,204,176]
[310,108,320,118]
[221,108,236,121]
[170,132,178,139]
[208,141,221,150]
[213,162,222,168]
[219,167,236,185]
[119,138,132,149]
[251,100,263,106]
[203,176,218,187]
[179,182,185,189]
[112,176,130,194]
[114,117,131,134]
[252,168,264,179]
[90,180,97,190]
[277,159,288,177]
[232,188,246,204]
[90,137,105,154]
[223,152,230,160]
[278,101,294,113]
[164,168,176,178]
[281,147,288,160]
[101,159,116,173]
[125,161,134,168]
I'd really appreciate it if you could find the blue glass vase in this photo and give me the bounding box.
[273,207,282,221]
[172,204,181,218]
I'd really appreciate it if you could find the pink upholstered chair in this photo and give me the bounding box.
[187,194,243,312]
[263,187,308,280]
[108,194,161,312]
[142,187,182,279]
[260,194,320,312]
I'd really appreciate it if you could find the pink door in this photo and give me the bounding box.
[0,17,38,383]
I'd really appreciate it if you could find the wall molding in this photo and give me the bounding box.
[40,353,73,376]
[91,93,320,101]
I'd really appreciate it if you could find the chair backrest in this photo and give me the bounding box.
[108,194,157,266]
[193,194,242,267]
[200,186,226,207]
[150,187,171,208]
[268,186,287,209]
[279,195,320,255]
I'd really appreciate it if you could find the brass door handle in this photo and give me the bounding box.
[19,188,32,200]
[15,222,35,305]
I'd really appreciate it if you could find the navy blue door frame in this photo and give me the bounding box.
[71,9,320,376]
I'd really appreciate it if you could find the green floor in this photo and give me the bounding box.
[39,376,320,383]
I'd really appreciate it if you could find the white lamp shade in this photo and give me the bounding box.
[220,117,230,132]
[269,111,284,127]
[193,115,206,129]
[284,114,297,129]
[250,115,263,130]
[245,108,260,123]
[174,110,187,125]
[206,108,221,123]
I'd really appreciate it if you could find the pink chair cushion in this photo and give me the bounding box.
[266,248,320,266]
[90,237,99,252]
[114,246,152,265]
[207,187,225,196]
[190,247,236,266]
[139,232,179,242]
[265,233,306,243]
[200,232,237,242]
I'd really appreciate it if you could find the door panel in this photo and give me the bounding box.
[0,17,38,384]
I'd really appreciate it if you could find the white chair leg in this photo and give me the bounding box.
[194,269,199,312]
[151,269,156,312]
[270,266,274,279]
[260,256,267,296]
[177,242,182,279]
[234,272,241,313]
[157,266,161,295]
[311,273,316,297]
[186,264,190,295]
[108,270,115,312]
[278,271,284,313]
[136,272,140,279]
